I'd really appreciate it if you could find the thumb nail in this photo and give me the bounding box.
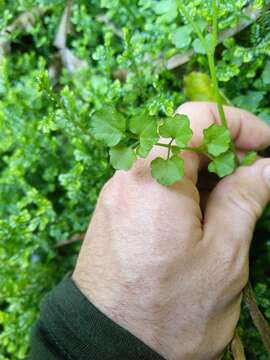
[263,165,270,187]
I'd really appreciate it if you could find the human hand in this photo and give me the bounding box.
[72,102,270,360]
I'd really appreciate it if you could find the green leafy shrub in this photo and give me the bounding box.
[0,0,269,359]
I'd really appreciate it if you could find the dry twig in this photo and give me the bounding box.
[50,0,87,81]
[243,283,270,356]
[231,333,246,360]
[53,0,73,49]
[55,233,85,248]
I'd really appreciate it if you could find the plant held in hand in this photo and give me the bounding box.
[90,0,256,186]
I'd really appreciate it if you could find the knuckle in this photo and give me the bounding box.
[176,101,196,114]
[227,187,262,220]
[176,101,210,115]
[130,160,151,180]
[99,171,128,206]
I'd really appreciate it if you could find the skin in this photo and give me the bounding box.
[73,102,270,360]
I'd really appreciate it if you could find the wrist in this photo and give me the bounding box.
[72,270,226,360]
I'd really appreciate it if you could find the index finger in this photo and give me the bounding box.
[173,101,270,183]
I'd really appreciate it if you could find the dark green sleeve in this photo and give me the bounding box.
[28,275,165,360]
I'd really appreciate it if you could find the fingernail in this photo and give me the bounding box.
[263,165,270,187]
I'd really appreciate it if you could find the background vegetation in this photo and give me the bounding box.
[0,0,269,358]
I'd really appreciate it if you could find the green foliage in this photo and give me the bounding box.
[203,124,231,157]
[208,151,236,177]
[262,61,270,85]
[192,33,213,54]
[109,145,136,171]
[172,25,193,48]
[129,113,158,158]
[90,107,195,185]
[151,155,184,186]
[241,151,257,166]
[159,114,193,148]
[0,0,270,359]
[234,91,266,113]
[91,106,126,147]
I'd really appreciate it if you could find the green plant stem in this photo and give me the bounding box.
[156,143,214,161]
[167,138,174,159]
[156,142,168,148]
[185,146,203,154]
[185,146,214,161]
[208,0,228,129]
[131,140,140,149]
[177,0,227,129]
[177,0,238,161]
[176,1,209,53]
[207,53,228,129]
[156,142,200,153]
[127,132,139,140]
[209,0,239,161]
[211,0,218,50]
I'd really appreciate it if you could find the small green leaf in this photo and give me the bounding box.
[109,145,136,171]
[151,155,184,186]
[91,106,126,147]
[208,151,236,177]
[241,151,257,166]
[192,34,212,54]
[196,20,208,32]
[203,124,231,156]
[154,0,177,23]
[262,61,270,85]
[172,25,192,49]
[259,111,270,124]
[159,114,193,148]
[234,91,265,113]
[129,114,158,158]
[154,0,175,14]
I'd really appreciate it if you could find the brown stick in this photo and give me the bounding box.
[243,282,270,356]
[55,233,85,248]
[51,0,87,78]
[231,333,246,360]
[53,0,73,49]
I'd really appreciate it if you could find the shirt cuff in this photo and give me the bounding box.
[29,274,165,360]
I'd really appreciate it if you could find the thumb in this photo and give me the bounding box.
[203,158,270,250]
